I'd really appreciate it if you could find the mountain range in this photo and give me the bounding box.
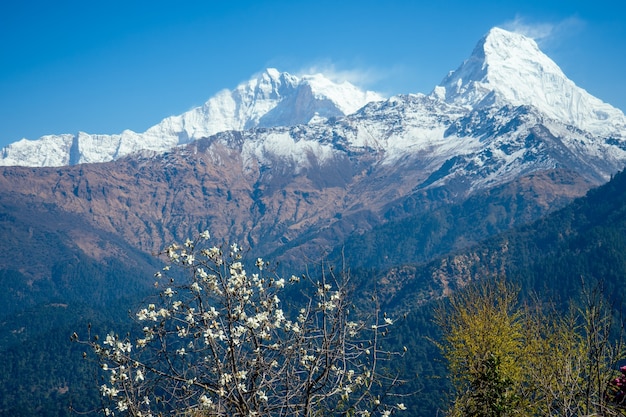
[2,28,625,261]
[0,68,383,167]
[1,27,626,416]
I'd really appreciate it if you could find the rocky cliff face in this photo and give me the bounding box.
[0,124,597,269]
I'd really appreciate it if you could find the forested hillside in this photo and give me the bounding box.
[367,169,626,415]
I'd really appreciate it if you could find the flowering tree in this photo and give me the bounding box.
[74,230,406,416]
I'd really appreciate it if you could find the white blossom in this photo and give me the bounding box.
[219,373,232,386]
[80,232,402,417]
[199,394,213,408]
[137,309,148,321]
[104,334,116,347]
[117,399,128,412]
[135,369,144,382]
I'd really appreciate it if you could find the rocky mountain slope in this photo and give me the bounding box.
[0,69,383,167]
[373,165,626,313]
[1,28,625,265]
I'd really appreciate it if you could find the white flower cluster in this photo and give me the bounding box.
[79,230,405,416]
[92,332,154,416]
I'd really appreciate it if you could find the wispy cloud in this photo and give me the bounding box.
[297,61,413,95]
[296,62,389,89]
[501,15,586,47]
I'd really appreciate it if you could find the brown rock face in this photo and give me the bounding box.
[0,128,594,270]
[0,135,387,264]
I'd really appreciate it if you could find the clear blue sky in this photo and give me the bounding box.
[1,0,625,148]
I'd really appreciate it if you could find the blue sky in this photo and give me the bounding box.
[1,0,625,148]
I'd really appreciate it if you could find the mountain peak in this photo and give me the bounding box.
[264,67,281,79]
[434,27,626,135]
[247,68,299,100]
[483,27,543,57]
[0,69,382,167]
[434,27,567,108]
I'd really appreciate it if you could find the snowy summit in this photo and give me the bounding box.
[1,27,625,168]
[433,27,626,136]
[0,69,383,167]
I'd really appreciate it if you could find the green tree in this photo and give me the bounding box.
[436,278,626,417]
[435,280,529,416]
[525,283,626,416]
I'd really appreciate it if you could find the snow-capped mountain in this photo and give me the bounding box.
[433,27,626,136]
[0,68,383,167]
[2,27,626,261]
[224,27,626,196]
[6,27,626,417]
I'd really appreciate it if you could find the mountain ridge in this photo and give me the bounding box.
[0,69,383,167]
[1,28,625,263]
[3,28,626,170]
[374,166,626,313]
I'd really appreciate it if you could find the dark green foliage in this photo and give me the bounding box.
[335,169,626,415]
[0,301,152,416]
[382,306,450,416]
[0,304,104,417]
[464,354,518,417]
[332,169,583,273]
[0,257,155,417]
[497,169,626,305]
